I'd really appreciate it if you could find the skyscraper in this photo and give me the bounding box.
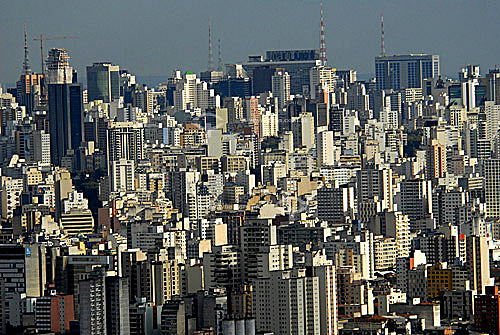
[47,49,83,168]
[426,140,447,180]
[86,62,120,103]
[243,49,321,95]
[467,235,492,295]
[317,130,334,166]
[79,268,107,335]
[487,67,500,104]
[271,67,291,109]
[375,54,440,91]
[105,276,130,335]
[474,286,500,335]
[483,159,500,219]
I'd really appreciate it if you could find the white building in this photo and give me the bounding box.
[110,159,135,193]
[271,69,291,111]
[260,109,278,138]
[317,130,335,166]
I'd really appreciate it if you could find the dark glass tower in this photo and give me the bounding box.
[48,83,83,167]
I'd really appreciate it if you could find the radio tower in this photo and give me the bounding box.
[319,0,327,65]
[217,39,222,71]
[208,19,214,71]
[22,22,32,75]
[381,14,386,57]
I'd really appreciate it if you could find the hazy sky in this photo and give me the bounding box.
[1,0,500,85]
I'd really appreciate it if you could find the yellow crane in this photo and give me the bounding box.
[32,34,79,74]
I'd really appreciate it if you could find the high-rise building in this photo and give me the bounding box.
[29,130,51,164]
[161,300,186,335]
[467,235,491,295]
[317,183,355,223]
[474,286,500,335]
[47,49,82,168]
[110,159,135,193]
[35,294,75,334]
[375,54,440,91]
[86,62,120,103]
[107,122,145,163]
[253,269,321,335]
[260,109,278,138]
[48,81,83,167]
[317,130,335,166]
[272,68,291,110]
[292,112,315,150]
[0,244,46,327]
[372,211,411,258]
[173,71,220,112]
[399,178,433,229]
[310,65,336,100]
[243,49,322,95]
[487,67,500,104]
[483,159,500,219]
[426,140,447,179]
[105,276,130,335]
[356,168,393,212]
[79,268,107,335]
[16,73,44,112]
[46,48,73,85]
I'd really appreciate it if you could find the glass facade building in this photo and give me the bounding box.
[86,63,120,103]
[375,54,440,91]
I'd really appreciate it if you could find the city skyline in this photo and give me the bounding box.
[3,2,500,334]
[2,0,500,84]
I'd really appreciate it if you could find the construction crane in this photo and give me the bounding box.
[32,34,78,74]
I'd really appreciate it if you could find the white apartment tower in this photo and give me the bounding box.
[110,159,135,193]
[272,69,291,111]
[260,109,278,138]
[317,130,335,166]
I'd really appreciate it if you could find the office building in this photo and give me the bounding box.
[375,54,440,91]
[86,62,120,103]
[47,49,83,168]
[243,49,322,94]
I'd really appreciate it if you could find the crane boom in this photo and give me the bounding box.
[32,34,78,74]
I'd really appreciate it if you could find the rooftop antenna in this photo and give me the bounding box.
[23,22,32,75]
[217,38,222,71]
[381,14,386,57]
[208,19,214,71]
[319,0,327,65]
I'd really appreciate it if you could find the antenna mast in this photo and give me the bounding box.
[208,19,214,71]
[217,39,222,71]
[319,0,327,66]
[23,22,32,75]
[381,14,386,57]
